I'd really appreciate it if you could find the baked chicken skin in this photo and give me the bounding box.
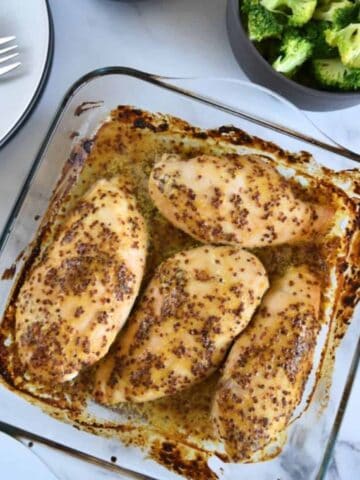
[149,154,332,248]
[93,245,269,404]
[212,265,321,461]
[16,178,147,384]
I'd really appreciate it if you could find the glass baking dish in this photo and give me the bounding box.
[0,67,358,480]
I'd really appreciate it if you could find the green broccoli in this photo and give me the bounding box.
[313,1,359,29]
[241,0,284,41]
[325,23,360,68]
[304,20,339,58]
[241,0,255,11]
[313,58,360,90]
[260,0,317,26]
[273,29,313,75]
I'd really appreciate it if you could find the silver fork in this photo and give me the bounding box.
[0,36,21,76]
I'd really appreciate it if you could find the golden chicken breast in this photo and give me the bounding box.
[212,265,321,461]
[16,178,147,384]
[93,245,269,404]
[149,154,332,248]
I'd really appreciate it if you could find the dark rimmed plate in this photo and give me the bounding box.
[0,0,54,149]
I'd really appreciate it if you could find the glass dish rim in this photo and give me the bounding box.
[0,66,358,479]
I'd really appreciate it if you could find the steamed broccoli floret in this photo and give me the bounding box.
[260,0,317,26]
[241,0,255,11]
[273,29,313,75]
[304,20,338,57]
[313,58,360,90]
[325,23,360,67]
[241,0,284,41]
[314,1,359,29]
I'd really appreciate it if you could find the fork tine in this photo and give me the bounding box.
[0,52,19,64]
[0,45,17,55]
[0,36,16,46]
[0,62,21,76]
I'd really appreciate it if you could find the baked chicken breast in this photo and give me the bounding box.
[16,178,147,384]
[93,245,269,404]
[149,154,332,248]
[212,265,321,461]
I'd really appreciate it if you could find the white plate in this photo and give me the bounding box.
[0,0,53,148]
[0,432,58,480]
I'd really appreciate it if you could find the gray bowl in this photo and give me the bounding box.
[226,0,360,111]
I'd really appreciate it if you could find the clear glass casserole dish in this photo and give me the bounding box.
[0,67,358,480]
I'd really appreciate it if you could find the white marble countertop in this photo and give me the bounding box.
[0,0,358,478]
